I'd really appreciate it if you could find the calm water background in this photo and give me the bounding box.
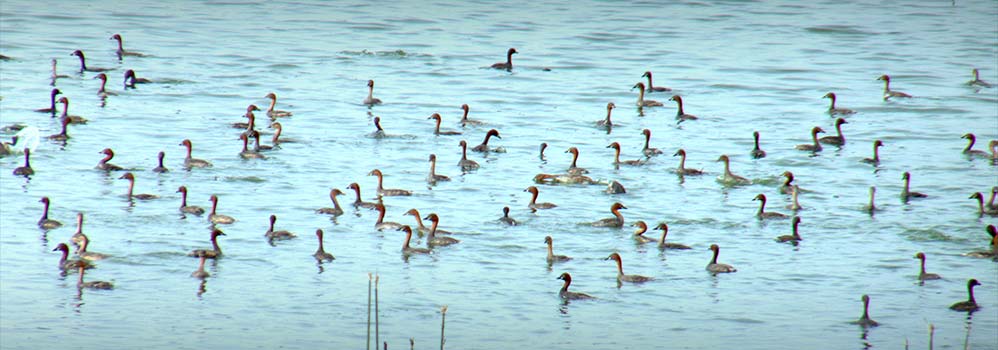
[1,0,996,349]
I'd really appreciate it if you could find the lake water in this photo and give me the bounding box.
[1,0,996,349]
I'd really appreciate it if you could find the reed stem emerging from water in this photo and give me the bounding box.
[440,305,448,350]
[375,274,380,349]
[367,273,372,350]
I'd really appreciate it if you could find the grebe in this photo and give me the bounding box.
[265,215,297,241]
[373,203,403,231]
[557,272,595,300]
[641,71,671,92]
[398,226,431,255]
[607,142,645,166]
[949,279,981,312]
[76,263,113,290]
[70,213,85,246]
[313,229,335,262]
[750,131,766,159]
[819,118,848,145]
[34,88,61,114]
[119,173,158,200]
[753,194,788,219]
[967,68,992,88]
[347,183,379,209]
[775,217,802,243]
[591,202,627,228]
[368,116,387,139]
[56,97,88,124]
[458,140,480,171]
[641,129,663,156]
[596,103,615,129]
[605,180,626,194]
[632,82,663,107]
[674,149,704,175]
[970,192,998,216]
[669,95,698,122]
[110,34,147,58]
[706,244,736,273]
[251,130,274,152]
[317,189,345,216]
[544,236,571,263]
[787,185,803,211]
[152,151,168,173]
[605,252,653,283]
[49,60,70,85]
[70,50,111,72]
[987,187,998,211]
[499,207,518,226]
[208,195,236,224]
[47,117,71,141]
[96,148,124,171]
[233,105,260,130]
[631,221,655,244]
[471,129,502,153]
[778,171,796,195]
[363,80,382,105]
[427,154,450,183]
[654,223,691,250]
[368,169,412,196]
[459,104,484,126]
[12,149,33,176]
[823,92,856,115]
[851,295,879,328]
[964,225,997,258]
[795,127,825,152]
[424,213,460,246]
[77,234,108,261]
[269,122,296,144]
[564,147,588,175]
[179,139,212,168]
[864,187,879,214]
[913,252,941,281]
[38,197,62,230]
[238,133,266,159]
[961,133,989,157]
[716,155,750,185]
[428,114,461,135]
[900,172,927,202]
[877,74,912,100]
[189,229,225,258]
[53,243,92,271]
[177,186,205,215]
[525,186,557,210]
[861,140,884,165]
[490,48,517,70]
[403,208,431,234]
[123,69,151,88]
[264,93,292,118]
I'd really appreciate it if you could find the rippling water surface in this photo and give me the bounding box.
[1,1,996,349]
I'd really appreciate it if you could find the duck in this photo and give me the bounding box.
[779,171,796,195]
[631,221,655,244]
[913,252,941,281]
[966,68,992,88]
[961,133,989,157]
[490,48,517,70]
[69,213,86,246]
[525,186,557,210]
[632,82,663,107]
[786,185,803,211]
[654,223,691,250]
[403,208,432,234]
[458,104,484,126]
[191,255,209,279]
[775,217,803,243]
[641,71,671,92]
[823,92,856,115]
[152,151,168,173]
[238,133,266,159]
[716,155,750,185]
[499,207,518,226]
[70,50,111,72]
[457,140,480,171]
[188,229,225,258]
[179,139,212,168]
[363,80,382,105]
[251,130,274,152]
[347,183,379,209]
[596,102,615,129]
[269,122,296,144]
[208,195,236,224]
[964,225,997,258]
[750,131,766,159]
[424,213,460,247]
[901,172,927,202]
[96,148,125,171]
[706,244,736,273]
[46,117,71,141]
[426,154,450,184]
[93,73,117,97]
[753,194,788,219]
[591,202,627,228]
[118,173,157,200]
[819,118,848,145]
[12,149,34,176]
[674,149,704,175]
[669,95,698,122]
[795,127,825,152]
[49,60,70,85]
[605,180,626,194]
[564,147,588,175]
[605,252,653,283]
[265,215,296,241]
[53,243,92,271]
[367,116,387,139]
[110,34,147,58]
[176,186,205,215]
[969,192,998,216]
[373,203,403,231]
[263,92,292,118]
[471,129,502,153]
[56,97,88,124]
[313,229,335,262]
[861,140,884,165]
[37,197,62,230]
[949,279,981,312]
[640,129,663,157]
[77,234,109,261]
[533,173,599,185]
[34,88,61,114]
[556,272,595,300]
[233,105,260,130]
[316,188,345,216]
[877,74,912,100]
[398,226,431,255]
[368,169,412,196]
[544,236,571,263]
[851,295,879,328]
[123,69,152,88]
[428,114,461,135]
[607,142,645,166]
[75,263,113,290]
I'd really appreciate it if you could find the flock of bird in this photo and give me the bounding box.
[1,33,996,338]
